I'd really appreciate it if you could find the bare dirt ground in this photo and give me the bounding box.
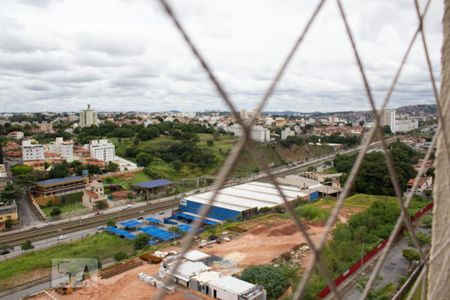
[201,219,325,273]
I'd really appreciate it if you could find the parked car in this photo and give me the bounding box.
[58,235,68,241]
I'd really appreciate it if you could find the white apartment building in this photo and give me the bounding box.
[394,118,419,133]
[87,139,115,162]
[380,109,396,132]
[228,123,243,137]
[48,137,74,162]
[380,109,419,133]
[21,140,45,161]
[228,124,270,142]
[281,127,295,140]
[251,125,270,143]
[79,104,99,128]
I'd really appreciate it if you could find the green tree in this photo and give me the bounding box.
[240,264,295,298]
[403,248,420,263]
[50,207,62,217]
[136,152,153,167]
[95,200,108,210]
[11,165,33,177]
[137,127,160,141]
[334,142,417,196]
[21,240,34,251]
[106,162,119,173]
[134,233,150,250]
[0,184,20,204]
[11,165,35,185]
[5,218,14,228]
[167,226,183,235]
[421,215,432,229]
[49,162,70,178]
[114,252,129,261]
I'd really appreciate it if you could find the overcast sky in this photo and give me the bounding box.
[0,0,443,113]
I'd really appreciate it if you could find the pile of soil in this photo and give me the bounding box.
[248,224,270,235]
[268,223,307,236]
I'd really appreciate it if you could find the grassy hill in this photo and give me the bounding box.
[111,134,334,179]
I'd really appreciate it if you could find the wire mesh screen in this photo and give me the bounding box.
[154,0,445,299]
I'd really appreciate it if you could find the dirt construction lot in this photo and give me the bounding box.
[202,219,325,273]
[29,217,326,300]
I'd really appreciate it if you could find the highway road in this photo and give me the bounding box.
[0,198,179,248]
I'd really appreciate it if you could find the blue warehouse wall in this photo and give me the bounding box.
[309,191,319,202]
[180,199,241,221]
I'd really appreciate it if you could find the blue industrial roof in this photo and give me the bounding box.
[177,213,218,226]
[36,176,84,186]
[141,225,180,241]
[145,217,162,224]
[119,220,142,228]
[105,226,136,240]
[133,179,173,189]
[177,224,193,233]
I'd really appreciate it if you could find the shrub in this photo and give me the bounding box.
[21,240,34,251]
[296,205,329,222]
[50,207,62,217]
[421,214,432,229]
[95,200,108,210]
[114,252,129,261]
[407,232,431,247]
[403,248,420,262]
[167,226,183,235]
[134,233,150,250]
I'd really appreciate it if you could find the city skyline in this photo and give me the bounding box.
[0,0,443,112]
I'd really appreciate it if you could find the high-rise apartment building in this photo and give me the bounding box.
[380,109,396,132]
[21,140,45,161]
[228,124,270,142]
[281,127,295,140]
[79,104,99,128]
[48,137,74,162]
[88,139,115,162]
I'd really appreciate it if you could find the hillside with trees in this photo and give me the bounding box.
[333,141,418,196]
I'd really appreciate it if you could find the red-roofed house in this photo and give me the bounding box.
[407,176,433,195]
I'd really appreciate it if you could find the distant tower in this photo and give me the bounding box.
[380,109,396,133]
[79,104,99,128]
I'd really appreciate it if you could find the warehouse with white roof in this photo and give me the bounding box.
[179,181,318,221]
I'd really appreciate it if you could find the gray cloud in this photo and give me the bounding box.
[0,0,444,112]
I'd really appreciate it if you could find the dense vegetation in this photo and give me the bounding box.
[303,195,430,299]
[47,161,118,179]
[334,141,417,195]
[74,121,215,145]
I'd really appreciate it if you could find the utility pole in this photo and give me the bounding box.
[428,1,450,298]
